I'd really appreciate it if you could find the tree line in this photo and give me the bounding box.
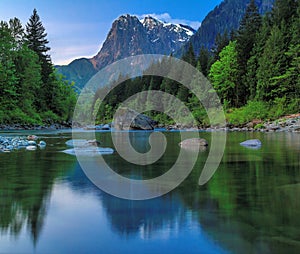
[94,0,299,126]
[0,9,76,125]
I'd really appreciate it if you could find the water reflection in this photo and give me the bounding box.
[0,138,76,245]
[0,131,299,254]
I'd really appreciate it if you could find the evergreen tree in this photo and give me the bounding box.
[270,1,300,101]
[272,0,298,27]
[14,46,42,115]
[236,0,262,106]
[0,22,18,112]
[197,46,212,77]
[25,9,55,111]
[8,18,24,49]
[256,25,287,101]
[182,43,196,67]
[211,31,230,62]
[25,9,50,57]
[245,15,271,100]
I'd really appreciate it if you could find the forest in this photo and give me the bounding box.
[95,0,299,126]
[0,9,76,125]
[0,0,299,127]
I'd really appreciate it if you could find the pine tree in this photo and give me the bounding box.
[236,0,262,106]
[8,18,24,49]
[197,46,212,77]
[25,9,50,57]
[245,15,271,100]
[182,43,196,67]
[211,31,230,62]
[272,0,298,27]
[270,0,300,101]
[256,26,287,101]
[25,9,54,111]
[0,22,18,111]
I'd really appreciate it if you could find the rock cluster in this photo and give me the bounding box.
[0,121,72,130]
[0,135,46,152]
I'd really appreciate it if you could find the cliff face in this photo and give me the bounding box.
[57,15,195,90]
[91,15,195,70]
[180,0,275,55]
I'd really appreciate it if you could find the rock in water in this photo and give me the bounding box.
[38,141,47,148]
[179,138,208,151]
[26,145,37,151]
[114,107,157,130]
[27,135,38,141]
[65,139,100,147]
[62,147,114,156]
[240,139,262,147]
[28,140,37,146]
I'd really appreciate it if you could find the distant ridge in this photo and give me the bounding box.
[179,0,274,55]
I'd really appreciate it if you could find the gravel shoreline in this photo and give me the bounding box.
[0,114,299,133]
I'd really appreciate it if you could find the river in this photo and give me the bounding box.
[0,130,299,253]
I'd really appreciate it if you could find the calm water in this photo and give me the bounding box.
[0,130,299,254]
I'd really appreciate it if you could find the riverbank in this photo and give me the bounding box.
[163,113,300,133]
[0,121,72,131]
[0,113,299,133]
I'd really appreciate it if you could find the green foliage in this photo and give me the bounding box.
[211,31,230,62]
[182,0,274,55]
[236,0,262,106]
[227,101,269,125]
[197,46,213,77]
[209,41,238,108]
[78,0,300,126]
[0,10,77,125]
[25,9,50,56]
[182,43,196,66]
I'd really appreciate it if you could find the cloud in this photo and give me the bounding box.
[136,13,201,30]
[50,44,101,65]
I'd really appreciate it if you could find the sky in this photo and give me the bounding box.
[0,0,223,65]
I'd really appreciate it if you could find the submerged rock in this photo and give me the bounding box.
[62,147,114,156]
[240,139,262,147]
[179,138,208,151]
[26,145,37,151]
[65,139,101,147]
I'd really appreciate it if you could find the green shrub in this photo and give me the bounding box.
[7,108,41,124]
[40,110,60,123]
[227,101,269,125]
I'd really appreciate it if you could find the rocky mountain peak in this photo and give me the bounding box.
[91,14,195,70]
[141,16,162,30]
[57,14,195,89]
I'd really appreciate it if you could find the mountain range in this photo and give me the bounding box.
[56,0,274,90]
[56,15,195,90]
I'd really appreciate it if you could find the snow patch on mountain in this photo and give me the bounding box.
[136,12,201,30]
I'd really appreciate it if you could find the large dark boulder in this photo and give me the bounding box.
[114,107,157,130]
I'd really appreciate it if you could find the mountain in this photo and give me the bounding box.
[180,0,275,55]
[56,58,97,92]
[57,14,195,90]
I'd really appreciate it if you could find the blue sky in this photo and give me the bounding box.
[0,0,222,65]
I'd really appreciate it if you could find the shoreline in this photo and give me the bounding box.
[0,113,299,133]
